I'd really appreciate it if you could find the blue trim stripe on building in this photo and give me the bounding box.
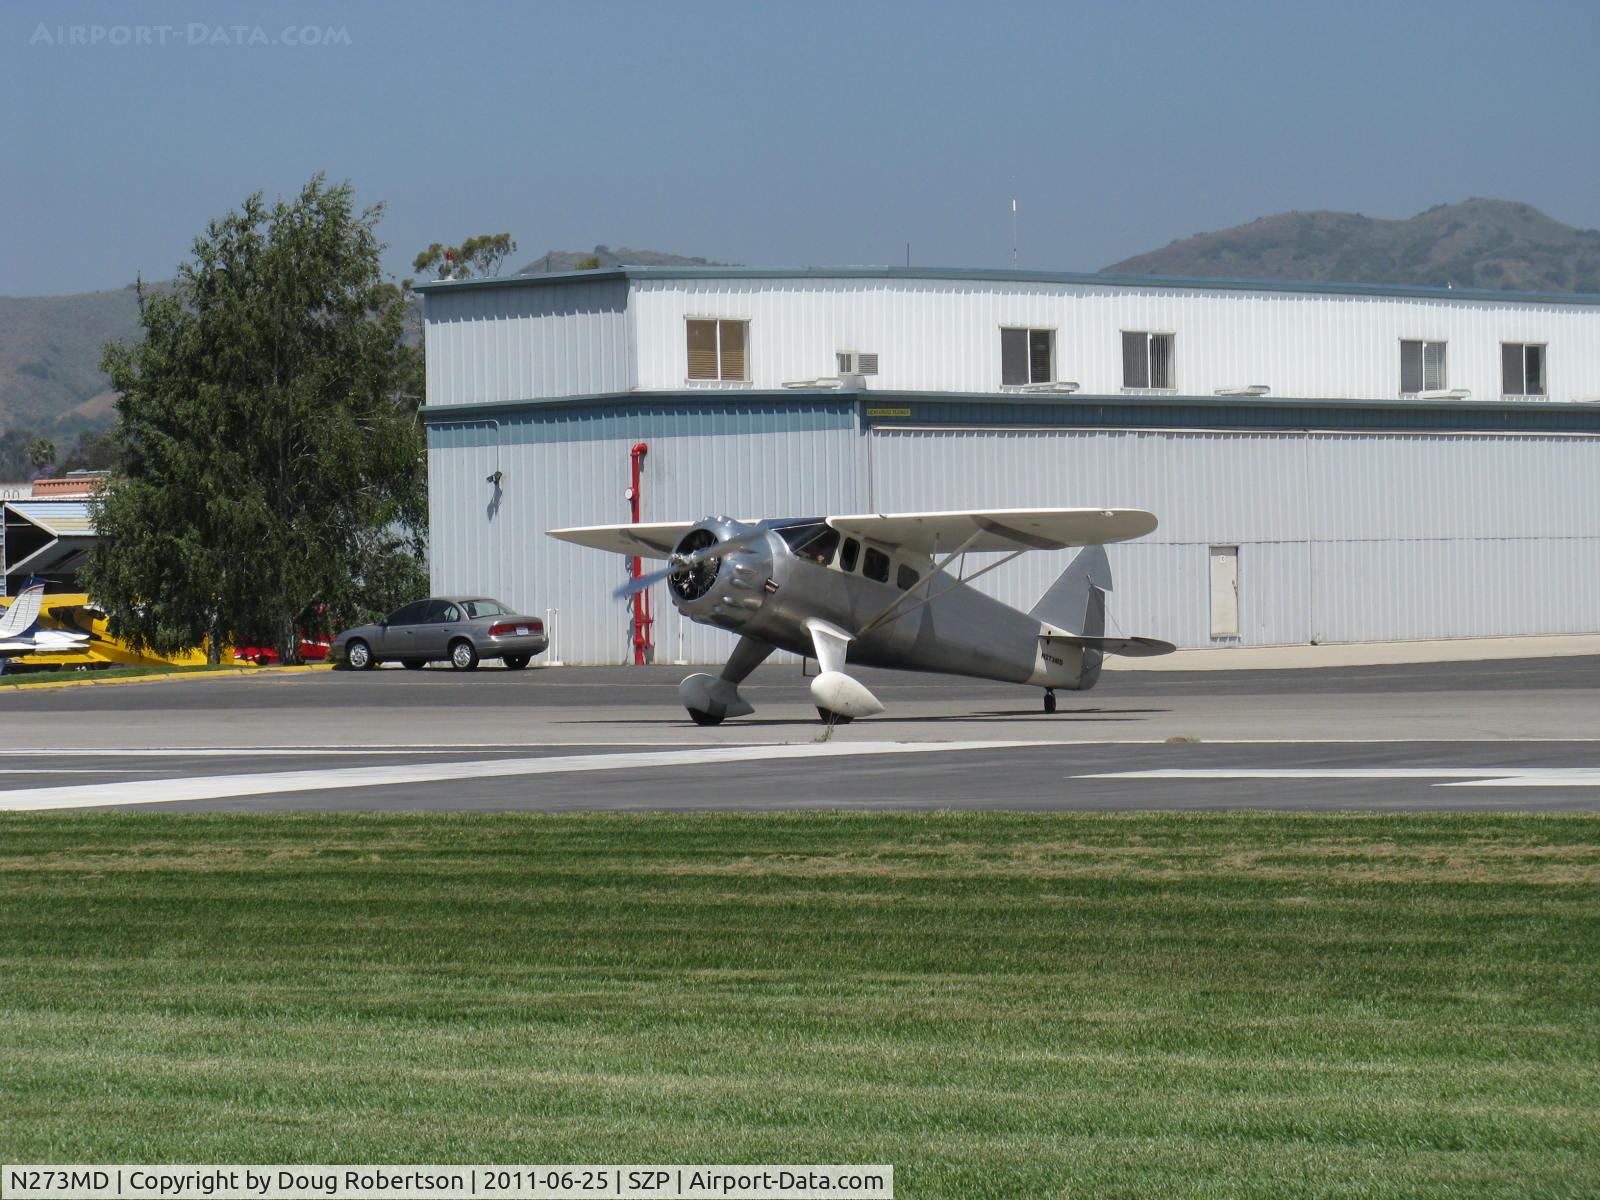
[426,397,855,448]
[422,390,1600,437]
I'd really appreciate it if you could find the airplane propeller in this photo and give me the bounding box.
[612,525,768,600]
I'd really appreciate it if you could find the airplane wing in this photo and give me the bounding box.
[546,521,704,558]
[826,508,1158,553]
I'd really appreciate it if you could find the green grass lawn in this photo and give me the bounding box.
[1,812,1595,1198]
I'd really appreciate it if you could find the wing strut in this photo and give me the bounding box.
[857,535,1031,637]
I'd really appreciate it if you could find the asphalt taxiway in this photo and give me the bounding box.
[1,657,1597,811]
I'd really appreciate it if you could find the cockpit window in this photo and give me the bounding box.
[777,522,841,566]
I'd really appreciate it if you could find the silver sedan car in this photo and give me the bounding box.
[330,596,548,671]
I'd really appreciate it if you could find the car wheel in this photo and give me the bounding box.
[345,639,375,671]
[449,639,480,671]
[502,654,530,670]
[402,659,426,671]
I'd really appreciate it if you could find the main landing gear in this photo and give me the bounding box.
[1043,688,1057,714]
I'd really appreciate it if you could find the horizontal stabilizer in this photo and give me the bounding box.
[1041,633,1177,658]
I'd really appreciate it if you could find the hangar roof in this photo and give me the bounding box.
[4,500,94,536]
[413,264,1600,307]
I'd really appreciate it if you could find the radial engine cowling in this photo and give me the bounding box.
[667,517,774,632]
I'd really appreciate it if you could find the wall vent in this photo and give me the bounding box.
[837,352,879,376]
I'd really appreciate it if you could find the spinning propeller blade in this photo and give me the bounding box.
[611,526,768,600]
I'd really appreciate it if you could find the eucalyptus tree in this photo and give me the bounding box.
[86,175,426,663]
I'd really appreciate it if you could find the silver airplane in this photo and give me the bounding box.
[549,508,1176,725]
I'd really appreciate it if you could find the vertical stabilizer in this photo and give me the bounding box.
[1029,546,1110,634]
[0,584,44,639]
[1031,547,1110,689]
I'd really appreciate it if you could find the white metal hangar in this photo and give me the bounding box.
[414,266,1600,665]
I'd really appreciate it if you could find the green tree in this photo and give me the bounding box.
[85,175,427,664]
[27,436,56,472]
[408,232,517,286]
[61,427,122,473]
[0,429,39,480]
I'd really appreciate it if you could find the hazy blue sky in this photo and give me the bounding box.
[4,0,1597,296]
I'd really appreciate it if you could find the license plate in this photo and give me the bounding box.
[515,625,529,636]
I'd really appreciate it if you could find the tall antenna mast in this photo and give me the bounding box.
[1011,197,1018,266]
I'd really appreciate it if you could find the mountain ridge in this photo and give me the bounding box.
[1102,199,1600,293]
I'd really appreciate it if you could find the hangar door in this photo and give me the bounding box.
[865,422,1600,648]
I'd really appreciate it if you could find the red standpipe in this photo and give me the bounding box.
[628,442,654,665]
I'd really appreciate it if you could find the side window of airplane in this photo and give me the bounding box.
[839,538,861,573]
[863,548,890,583]
[896,563,920,591]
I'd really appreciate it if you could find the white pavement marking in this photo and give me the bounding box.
[0,741,1044,811]
[1081,768,1600,788]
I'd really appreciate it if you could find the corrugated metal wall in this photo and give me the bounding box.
[427,402,863,664]
[630,278,1600,403]
[868,426,1600,648]
[424,278,634,406]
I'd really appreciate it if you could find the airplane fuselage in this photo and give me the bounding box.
[670,521,1092,691]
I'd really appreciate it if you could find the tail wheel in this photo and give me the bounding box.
[449,639,480,671]
[345,639,374,671]
[1044,690,1057,714]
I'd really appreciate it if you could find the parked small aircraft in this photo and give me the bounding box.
[549,508,1175,724]
[0,584,91,672]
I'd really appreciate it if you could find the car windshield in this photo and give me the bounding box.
[458,599,506,619]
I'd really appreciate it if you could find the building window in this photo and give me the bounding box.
[1502,343,1546,396]
[1001,328,1053,386]
[1122,332,1174,389]
[1400,340,1447,394]
[686,318,748,381]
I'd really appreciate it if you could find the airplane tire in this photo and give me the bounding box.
[817,707,854,725]
[402,659,426,670]
[688,708,723,726]
[1044,690,1057,714]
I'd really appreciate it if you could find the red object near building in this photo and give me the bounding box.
[234,636,332,666]
[628,442,653,664]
